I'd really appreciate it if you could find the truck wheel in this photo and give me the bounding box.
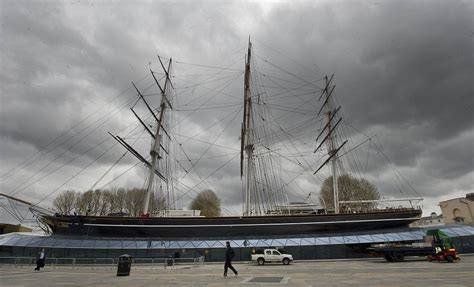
[257,258,265,265]
[282,258,290,265]
[393,253,404,262]
[384,254,394,262]
[446,255,454,263]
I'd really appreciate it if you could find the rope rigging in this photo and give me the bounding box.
[2,38,421,218]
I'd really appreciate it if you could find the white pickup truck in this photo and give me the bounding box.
[251,249,293,265]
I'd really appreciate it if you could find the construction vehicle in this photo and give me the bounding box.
[368,229,460,263]
[426,229,461,263]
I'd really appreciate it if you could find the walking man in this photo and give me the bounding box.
[223,241,238,277]
[34,248,46,271]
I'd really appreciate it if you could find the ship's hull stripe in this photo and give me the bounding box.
[81,217,418,228]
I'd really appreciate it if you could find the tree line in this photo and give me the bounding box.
[53,188,164,217]
[53,175,378,217]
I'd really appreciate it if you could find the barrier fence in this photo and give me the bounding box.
[0,256,205,270]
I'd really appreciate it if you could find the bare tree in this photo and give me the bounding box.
[125,188,145,216]
[319,174,380,212]
[97,189,111,215]
[113,187,127,214]
[55,187,162,217]
[189,190,221,217]
[53,190,76,215]
[89,189,102,215]
[75,190,93,215]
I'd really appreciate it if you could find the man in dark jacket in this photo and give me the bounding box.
[223,241,238,277]
[34,248,46,271]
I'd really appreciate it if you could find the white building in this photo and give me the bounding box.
[439,193,474,224]
[410,212,444,227]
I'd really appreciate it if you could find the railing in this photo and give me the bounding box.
[0,256,205,270]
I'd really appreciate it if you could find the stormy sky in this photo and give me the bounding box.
[1,0,473,224]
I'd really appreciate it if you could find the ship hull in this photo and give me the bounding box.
[41,209,422,238]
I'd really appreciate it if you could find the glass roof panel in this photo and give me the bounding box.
[37,237,55,247]
[206,240,224,248]
[0,234,15,245]
[258,239,273,247]
[242,240,253,247]
[231,240,246,247]
[86,239,106,248]
[63,239,84,248]
[246,240,259,247]
[315,237,330,245]
[458,226,474,235]
[135,241,149,249]
[194,241,210,248]
[94,240,110,248]
[441,227,462,237]
[122,241,136,248]
[273,239,287,246]
[370,234,388,242]
[3,226,473,250]
[52,238,70,247]
[384,233,402,242]
[167,241,181,248]
[181,241,196,248]
[357,235,375,243]
[286,238,301,246]
[343,236,359,244]
[300,238,315,246]
[329,236,345,245]
[10,235,35,247]
[26,236,47,247]
[397,232,419,241]
[228,240,241,247]
[409,229,426,238]
[151,240,168,248]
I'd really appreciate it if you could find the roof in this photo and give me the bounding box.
[1,225,472,249]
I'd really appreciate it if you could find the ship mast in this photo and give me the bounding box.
[324,76,339,214]
[240,40,290,216]
[143,57,173,215]
[241,39,254,216]
[110,57,173,216]
[314,75,346,214]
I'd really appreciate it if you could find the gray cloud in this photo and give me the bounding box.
[1,0,473,221]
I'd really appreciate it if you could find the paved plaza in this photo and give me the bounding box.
[1,255,473,286]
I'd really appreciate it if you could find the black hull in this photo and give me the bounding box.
[41,209,422,239]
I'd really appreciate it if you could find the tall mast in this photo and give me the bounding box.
[241,39,254,216]
[313,75,347,213]
[143,57,173,215]
[324,75,339,214]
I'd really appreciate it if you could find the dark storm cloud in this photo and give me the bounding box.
[0,0,472,219]
[248,1,473,201]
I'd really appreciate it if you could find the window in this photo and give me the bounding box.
[454,217,464,223]
[453,208,462,218]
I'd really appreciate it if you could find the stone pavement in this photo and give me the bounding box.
[1,256,473,286]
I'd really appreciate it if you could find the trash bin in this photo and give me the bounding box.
[117,254,132,276]
[167,256,174,267]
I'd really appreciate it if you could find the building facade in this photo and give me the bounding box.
[410,212,444,227]
[439,193,474,224]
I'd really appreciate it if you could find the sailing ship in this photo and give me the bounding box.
[3,40,422,238]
